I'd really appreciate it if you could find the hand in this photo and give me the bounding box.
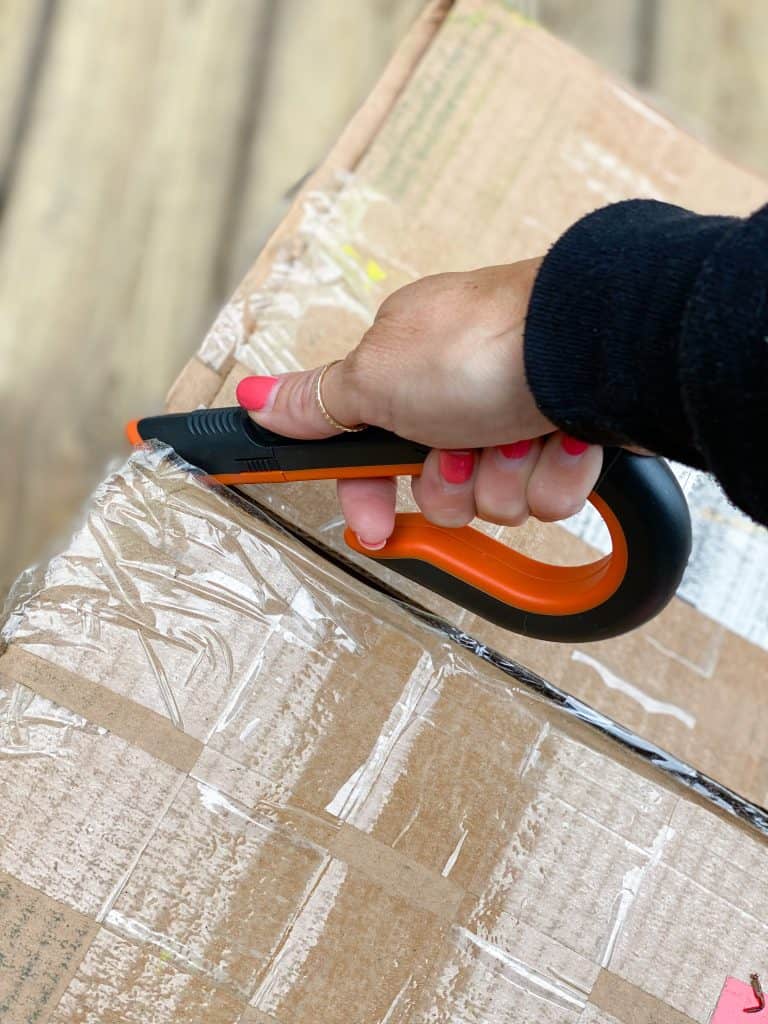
[236,259,604,547]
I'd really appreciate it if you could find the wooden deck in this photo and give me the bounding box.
[2,0,767,599]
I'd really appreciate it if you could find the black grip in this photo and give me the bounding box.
[135,409,429,475]
[380,450,692,642]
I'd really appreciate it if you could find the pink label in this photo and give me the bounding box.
[712,978,767,1021]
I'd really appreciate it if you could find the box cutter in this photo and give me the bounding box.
[126,408,692,643]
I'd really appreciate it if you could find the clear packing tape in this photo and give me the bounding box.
[198,180,423,377]
[1,448,767,1022]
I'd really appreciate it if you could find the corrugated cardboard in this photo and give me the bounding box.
[3,2,768,1020]
[3,448,768,1022]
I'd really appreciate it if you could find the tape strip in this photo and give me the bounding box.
[589,969,699,1024]
[0,868,98,1023]
[329,823,464,922]
[239,1010,282,1024]
[0,645,202,774]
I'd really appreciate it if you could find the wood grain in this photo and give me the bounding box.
[650,0,768,173]
[0,0,51,200]
[537,0,646,82]
[0,0,272,595]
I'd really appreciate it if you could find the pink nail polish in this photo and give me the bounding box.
[561,435,590,457]
[499,440,533,460]
[356,534,387,551]
[439,450,475,485]
[236,375,278,411]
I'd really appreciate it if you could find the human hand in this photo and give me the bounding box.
[236,259,604,548]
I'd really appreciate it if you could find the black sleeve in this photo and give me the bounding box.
[523,198,768,526]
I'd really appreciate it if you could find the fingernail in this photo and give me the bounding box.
[236,375,278,412]
[499,440,533,460]
[561,435,590,457]
[439,450,475,485]
[356,534,387,551]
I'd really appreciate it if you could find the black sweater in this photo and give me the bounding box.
[524,199,768,526]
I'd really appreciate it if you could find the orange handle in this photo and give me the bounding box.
[345,450,690,642]
[345,493,627,617]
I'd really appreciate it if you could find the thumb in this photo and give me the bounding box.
[235,362,364,439]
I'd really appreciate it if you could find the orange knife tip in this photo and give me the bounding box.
[125,418,143,446]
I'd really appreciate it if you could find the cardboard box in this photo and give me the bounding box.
[171,0,768,808]
[2,2,768,1020]
[4,448,768,1022]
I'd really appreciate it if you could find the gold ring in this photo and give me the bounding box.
[315,361,365,432]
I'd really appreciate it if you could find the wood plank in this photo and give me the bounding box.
[535,0,645,82]
[0,0,271,597]
[0,0,51,200]
[635,0,768,176]
[532,0,768,177]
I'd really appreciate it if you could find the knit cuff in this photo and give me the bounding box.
[523,199,737,466]
[679,203,768,520]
